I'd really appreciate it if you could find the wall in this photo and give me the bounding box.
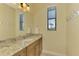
[67,4,79,55]
[0,3,34,40]
[15,4,33,36]
[0,4,16,40]
[32,3,67,55]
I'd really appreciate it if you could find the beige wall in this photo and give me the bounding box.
[31,3,79,56]
[0,4,16,40]
[0,4,34,40]
[67,4,79,55]
[15,4,33,36]
[31,4,67,55]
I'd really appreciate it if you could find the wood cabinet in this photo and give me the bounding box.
[26,38,41,56]
[13,47,27,56]
[35,43,40,56]
[13,37,42,56]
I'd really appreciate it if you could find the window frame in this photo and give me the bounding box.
[47,6,57,31]
[19,13,24,31]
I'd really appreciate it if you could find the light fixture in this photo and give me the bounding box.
[19,3,30,12]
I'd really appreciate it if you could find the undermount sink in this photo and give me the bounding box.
[0,34,34,48]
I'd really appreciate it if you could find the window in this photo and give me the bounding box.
[47,7,56,31]
[19,13,24,31]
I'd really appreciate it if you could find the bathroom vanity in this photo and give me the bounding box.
[0,34,42,56]
[14,37,42,56]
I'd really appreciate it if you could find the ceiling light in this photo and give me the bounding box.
[19,3,30,12]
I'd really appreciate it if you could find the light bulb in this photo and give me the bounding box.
[23,3,26,8]
[19,3,30,12]
[27,6,30,11]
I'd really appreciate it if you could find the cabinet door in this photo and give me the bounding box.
[26,43,36,56]
[26,47,35,56]
[26,40,40,56]
[14,48,26,56]
[35,44,40,56]
[26,38,42,56]
[35,38,42,56]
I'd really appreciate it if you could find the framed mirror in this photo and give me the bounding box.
[19,13,24,31]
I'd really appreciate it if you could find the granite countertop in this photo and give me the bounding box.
[0,34,42,56]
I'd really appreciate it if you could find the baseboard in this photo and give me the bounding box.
[42,50,66,56]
